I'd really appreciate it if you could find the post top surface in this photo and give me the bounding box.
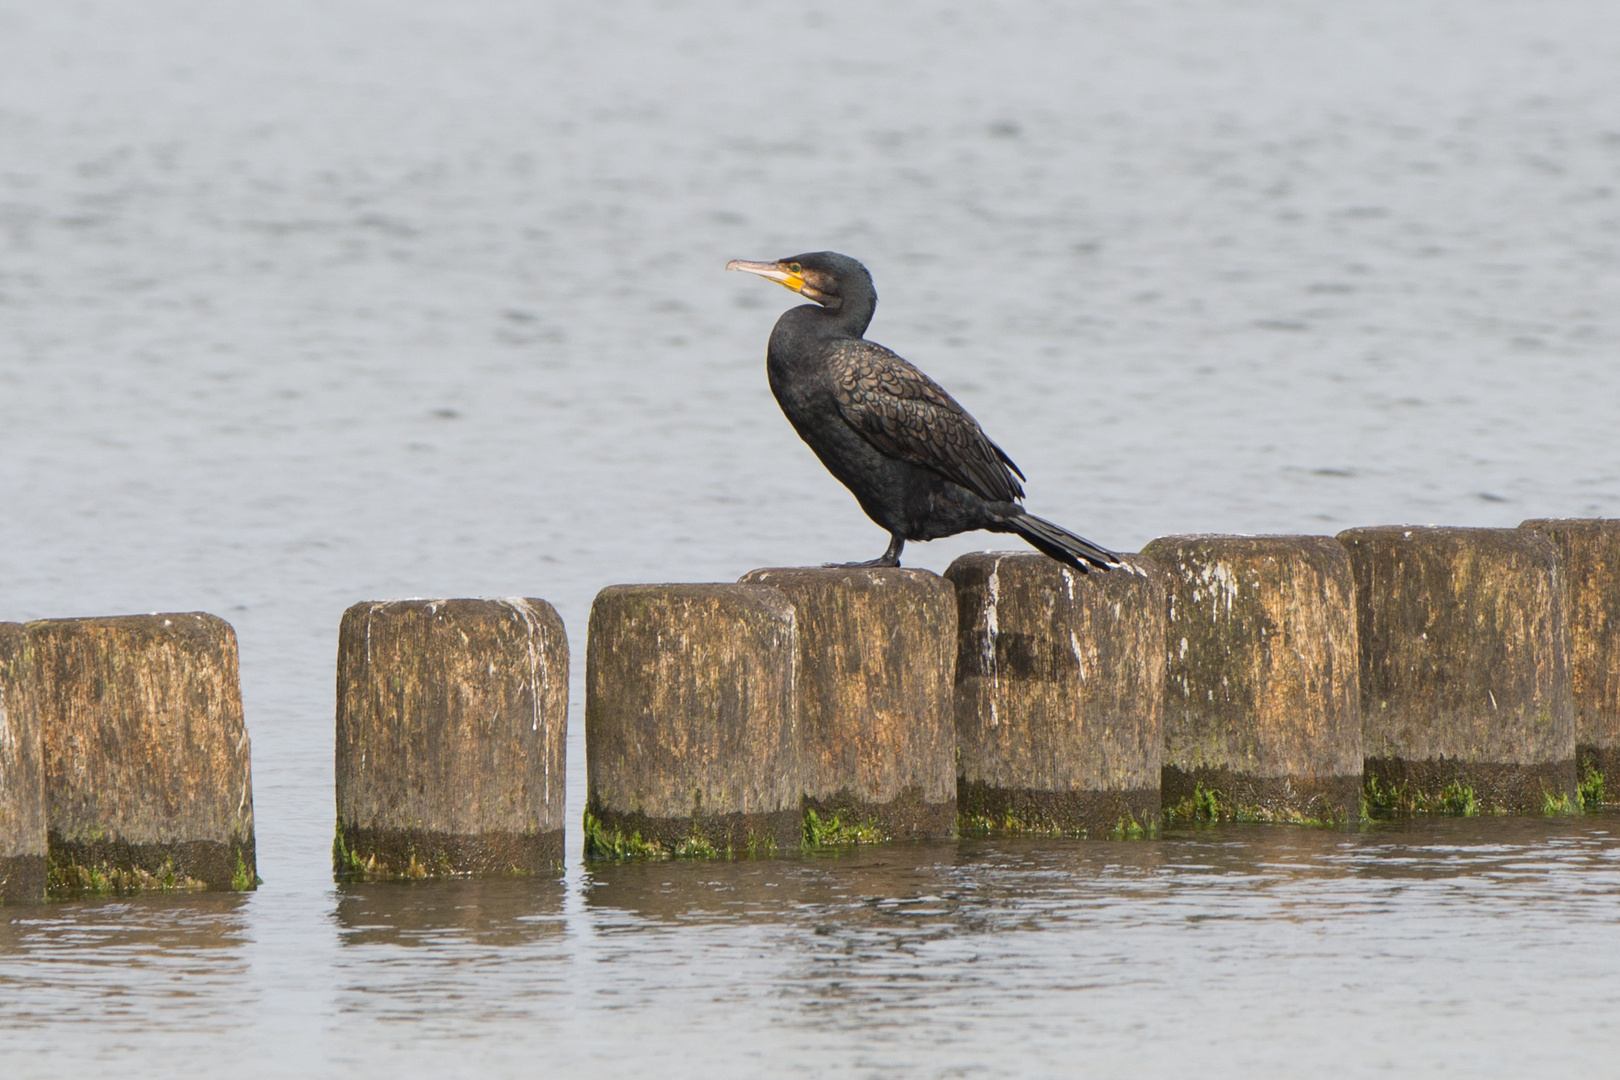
[739,565,949,590]
[1336,524,1560,562]
[25,611,235,642]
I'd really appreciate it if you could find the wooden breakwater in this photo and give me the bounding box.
[6,518,1614,898]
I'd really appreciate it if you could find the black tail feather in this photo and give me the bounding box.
[1000,512,1121,572]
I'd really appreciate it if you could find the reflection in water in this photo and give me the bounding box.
[334,877,567,948]
[330,877,569,1039]
[0,892,252,1056]
[567,816,1620,1071]
[2,817,1619,1074]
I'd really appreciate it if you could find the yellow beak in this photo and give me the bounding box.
[726,259,806,294]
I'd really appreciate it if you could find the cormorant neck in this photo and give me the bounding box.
[821,287,876,338]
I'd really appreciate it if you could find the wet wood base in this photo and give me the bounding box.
[1161,766,1362,824]
[584,806,802,859]
[47,835,255,893]
[334,824,563,880]
[804,785,957,844]
[958,780,1160,838]
[0,855,46,904]
[1364,756,1578,814]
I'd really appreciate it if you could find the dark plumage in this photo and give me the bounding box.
[727,251,1119,572]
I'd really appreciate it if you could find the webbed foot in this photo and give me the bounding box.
[823,555,901,569]
[822,533,904,569]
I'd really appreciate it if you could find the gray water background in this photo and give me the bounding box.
[3,0,1619,1074]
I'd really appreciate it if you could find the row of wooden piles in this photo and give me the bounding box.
[2,518,1614,897]
[334,519,1617,878]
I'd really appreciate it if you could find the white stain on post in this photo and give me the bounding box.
[1196,558,1239,618]
[985,554,1003,727]
[500,597,552,806]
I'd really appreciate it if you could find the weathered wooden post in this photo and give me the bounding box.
[586,584,800,857]
[1520,518,1620,804]
[1338,526,1576,813]
[1140,535,1363,824]
[334,598,568,879]
[945,552,1165,837]
[0,623,46,903]
[28,613,257,892]
[740,567,956,842]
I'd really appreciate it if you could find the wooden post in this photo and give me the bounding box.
[741,567,957,842]
[29,613,257,892]
[1338,526,1575,813]
[0,623,46,903]
[1141,535,1363,824]
[946,552,1165,837]
[1520,518,1620,804]
[334,598,568,879]
[585,584,800,857]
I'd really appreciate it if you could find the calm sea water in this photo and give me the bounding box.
[2,1,1618,1075]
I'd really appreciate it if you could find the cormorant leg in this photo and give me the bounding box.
[825,532,904,569]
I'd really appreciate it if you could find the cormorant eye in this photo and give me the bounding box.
[789,263,802,273]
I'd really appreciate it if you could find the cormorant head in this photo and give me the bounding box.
[725,251,875,314]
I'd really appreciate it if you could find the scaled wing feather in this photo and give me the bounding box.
[830,341,1026,504]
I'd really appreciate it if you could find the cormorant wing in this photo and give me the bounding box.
[830,340,1027,504]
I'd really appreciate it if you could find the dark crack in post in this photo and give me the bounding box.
[28,613,257,893]
[334,598,568,879]
[585,584,800,858]
[1338,526,1576,814]
[740,566,957,843]
[1141,535,1364,825]
[946,552,1165,838]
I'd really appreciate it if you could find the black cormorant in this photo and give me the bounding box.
[727,251,1119,572]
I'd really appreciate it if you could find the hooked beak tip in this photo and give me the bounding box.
[726,259,800,290]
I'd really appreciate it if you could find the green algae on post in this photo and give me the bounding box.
[1543,790,1580,816]
[1362,775,1481,817]
[803,807,888,847]
[583,808,777,860]
[1163,781,1352,827]
[1578,764,1606,809]
[47,851,210,895]
[957,798,1162,839]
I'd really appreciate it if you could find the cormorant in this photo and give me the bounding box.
[727,251,1119,572]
